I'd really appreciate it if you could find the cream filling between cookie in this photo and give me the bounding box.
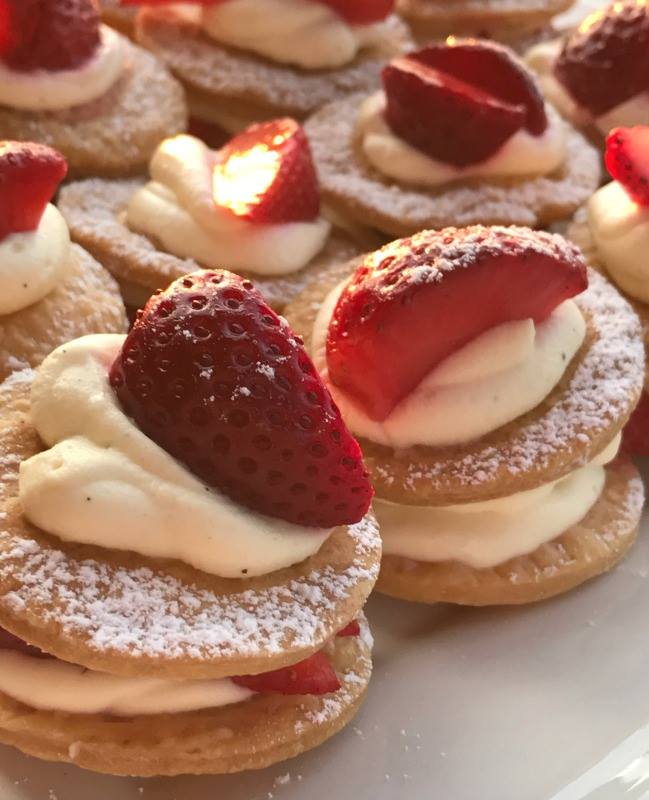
[127,134,331,275]
[0,204,70,316]
[201,0,388,70]
[0,26,125,112]
[374,435,620,567]
[357,92,566,187]
[312,282,586,448]
[588,181,649,303]
[18,335,332,579]
[0,651,253,716]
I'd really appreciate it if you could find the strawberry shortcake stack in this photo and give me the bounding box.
[285,225,645,605]
[306,39,600,237]
[0,270,380,774]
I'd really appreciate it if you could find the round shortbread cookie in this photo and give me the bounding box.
[135,7,412,121]
[376,458,643,605]
[0,38,187,179]
[284,260,644,505]
[304,95,601,236]
[398,0,574,41]
[0,376,381,681]
[0,619,372,776]
[58,178,363,312]
[0,245,128,384]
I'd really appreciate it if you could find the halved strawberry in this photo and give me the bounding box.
[336,620,361,637]
[316,0,394,24]
[110,271,373,528]
[212,118,320,224]
[0,0,100,72]
[0,141,68,243]
[554,0,649,117]
[605,127,649,206]
[382,40,546,167]
[232,651,341,695]
[621,390,649,455]
[327,226,588,422]
[0,627,51,660]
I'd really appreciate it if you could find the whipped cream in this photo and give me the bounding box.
[358,92,566,186]
[312,282,586,448]
[0,651,252,716]
[588,181,649,303]
[19,335,332,578]
[0,26,125,111]
[526,40,649,134]
[0,204,70,316]
[127,134,330,276]
[376,435,620,567]
[201,0,388,70]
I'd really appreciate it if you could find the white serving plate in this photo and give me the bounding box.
[1,465,648,800]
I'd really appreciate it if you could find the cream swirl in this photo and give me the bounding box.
[201,0,389,70]
[18,335,332,578]
[588,181,649,303]
[0,651,252,716]
[312,282,586,448]
[0,204,70,316]
[0,26,125,111]
[127,134,331,276]
[375,435,619,567]
[358,92,566,186]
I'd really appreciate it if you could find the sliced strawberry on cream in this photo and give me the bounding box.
[233,651,341,695]
[621,390,649,455]
[605,126,649,206]
[336,620,361,637]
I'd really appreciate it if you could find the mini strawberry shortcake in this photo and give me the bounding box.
[131,0,412,135]
[568,126,649,455]
[285,225,645,605]
[0,0,186,177]
[526,0,649,142]
[0,141,127,383]
[58,119,367,312]
[305,39,601,238]
[0,269,380,774]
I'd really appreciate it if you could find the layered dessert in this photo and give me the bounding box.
[285,225,644,605]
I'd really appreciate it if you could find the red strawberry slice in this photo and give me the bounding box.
[0,0,100,72]
[0,141,68,243]
[554,0,649,117]
[605,126,649,206]
[336,620,361,637]
[212,118,320,224]
[621,390,649,455]
[110,270,373,528]
[382,40,546,167]
[327,226,588,421]
[316,0,394,23]
[232,651,341,695]
[0,626,51,660]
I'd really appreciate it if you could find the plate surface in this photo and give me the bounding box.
[1,465,648,800]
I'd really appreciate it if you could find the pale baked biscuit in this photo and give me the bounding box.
[0,375,381,680]
[0,245,128,383]
[135,7,412,129]
[0,39,187,179]
[58,178,364,311]
[0,619,371,776]
[304,94,601,236]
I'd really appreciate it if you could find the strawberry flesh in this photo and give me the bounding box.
[110,270,373,528]
[336,620,361,637]
[327,226,588,421]
[233,651,341,695]
[212,118,320,224]
[383,40,546,167]
[0,0,100,72]
[621,390,649,455]
[0,141,68,243]
[555,0,649,117]
[605,126,649,206]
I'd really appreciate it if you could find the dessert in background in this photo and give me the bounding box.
[99,0,137,37]
[305,39,600,238]
[0,0,186,177]
[0,269,380,774]
[285,225,644,605]
[58,120,368,312]
[0,140,127,383]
